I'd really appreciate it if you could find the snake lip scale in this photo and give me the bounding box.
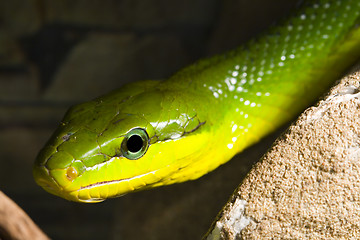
[78,170,159,191]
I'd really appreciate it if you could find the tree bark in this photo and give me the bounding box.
[0,191,49,240]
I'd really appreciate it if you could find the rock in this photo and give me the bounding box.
[206,66,360,239]
[0,127,52,193]
[44,0,218,29]
[0,72,38,101]
[0,0,42,37]
[44,33,191,101]
[0,31,26,68]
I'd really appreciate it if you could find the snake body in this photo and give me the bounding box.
[34,0,360,202]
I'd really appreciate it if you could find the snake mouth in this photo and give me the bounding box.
[79,174,144,191]
[68,170,163,203]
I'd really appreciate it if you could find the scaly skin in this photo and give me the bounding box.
[34,0,360,202]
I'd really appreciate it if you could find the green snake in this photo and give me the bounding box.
[34,0,360,202]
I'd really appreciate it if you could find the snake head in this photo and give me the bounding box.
[33,81,211,202]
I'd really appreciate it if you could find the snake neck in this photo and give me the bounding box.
[163,0,360,165]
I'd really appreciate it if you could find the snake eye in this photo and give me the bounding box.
[121,128,149,160]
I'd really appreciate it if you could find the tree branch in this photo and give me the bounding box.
[0,191,49,240]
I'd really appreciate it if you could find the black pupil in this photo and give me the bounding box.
[126,135,143,153]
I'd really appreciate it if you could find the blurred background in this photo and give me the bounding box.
[0,0,299,239]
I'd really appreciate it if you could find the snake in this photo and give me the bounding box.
[33,0,360,203]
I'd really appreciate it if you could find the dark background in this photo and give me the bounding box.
[0,0,299,239]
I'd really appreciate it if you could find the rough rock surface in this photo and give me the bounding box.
[206,67,360,239]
